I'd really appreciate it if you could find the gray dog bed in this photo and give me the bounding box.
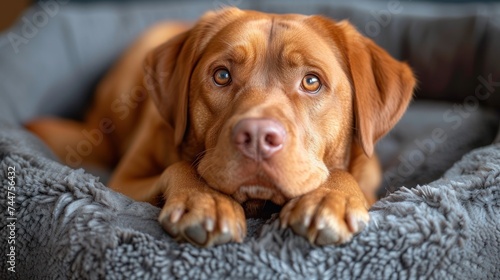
[1,1,499,279]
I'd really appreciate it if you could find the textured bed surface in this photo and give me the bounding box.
[0,121,499,279]
[1,1,500,279]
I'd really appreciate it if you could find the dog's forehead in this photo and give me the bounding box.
[218,15,321,45]
[207,15,338,67]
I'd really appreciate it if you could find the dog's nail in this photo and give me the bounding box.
[315,228,339,246]
[357,220,367,232]
[346,213,366,233]
[237,223,245,242]
[303,214,312,228]
[159,217,179,238]
[184,224,207,245]
[307,232,318,245]
[169,208,184,223]
[315,217,326,230]
[220,220,229,234]
[280,212,289,229]
[204,218,215,232]
[346,214,358,233]
[291,221,308,236]
[213,232,232,245]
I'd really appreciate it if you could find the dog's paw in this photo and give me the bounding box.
[279,187,369,245]
[159,190,246,247]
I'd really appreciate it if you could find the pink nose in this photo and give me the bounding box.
[232,118,286,161]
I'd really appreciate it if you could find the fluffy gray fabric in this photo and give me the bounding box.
[0,117,499,279]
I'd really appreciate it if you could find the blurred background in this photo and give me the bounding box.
[2,0,500,31]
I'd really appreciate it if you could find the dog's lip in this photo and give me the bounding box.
[232,183,287,206]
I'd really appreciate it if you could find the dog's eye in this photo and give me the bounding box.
[301,74,321,93]
[213,68,232,86]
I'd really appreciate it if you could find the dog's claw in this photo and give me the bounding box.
[302,214,312,228]
[236,223,245,242]
[315,216,326,230]
[291,220,308,236]
[213,232,233,245]
[170,208,184,223]
[204,218,215,232]
[358,220,367,232]
[280,215,288,229]
[220,220,230,234]
[346,213,367,233]
[160,215,180,238]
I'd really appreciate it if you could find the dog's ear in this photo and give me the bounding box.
[144,8,244,146]
[337,21,415,157]
[144,31,190,147]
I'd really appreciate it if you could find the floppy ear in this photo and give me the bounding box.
[144,31,191,147]
[338,22,415,157]
[144,8,245,146]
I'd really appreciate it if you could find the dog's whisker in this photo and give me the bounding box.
[191,149,209,168]
[196,160,217,182]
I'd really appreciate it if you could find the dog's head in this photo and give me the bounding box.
[146,8,415,209]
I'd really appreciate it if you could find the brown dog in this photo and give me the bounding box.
[26,8,415,247]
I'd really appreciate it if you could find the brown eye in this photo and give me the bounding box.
[301,74,321,93]
[213,68,231,86]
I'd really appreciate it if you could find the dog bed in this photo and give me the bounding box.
[1,1,499,279]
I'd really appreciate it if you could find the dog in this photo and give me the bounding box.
[26,8,415,247]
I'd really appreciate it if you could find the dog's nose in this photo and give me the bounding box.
[232,118,286,160]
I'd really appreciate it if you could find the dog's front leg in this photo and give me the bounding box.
[157,161,246,247]
[279,170,370,245]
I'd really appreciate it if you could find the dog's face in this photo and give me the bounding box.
[191,12,353,207]
[147,8,414,209]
